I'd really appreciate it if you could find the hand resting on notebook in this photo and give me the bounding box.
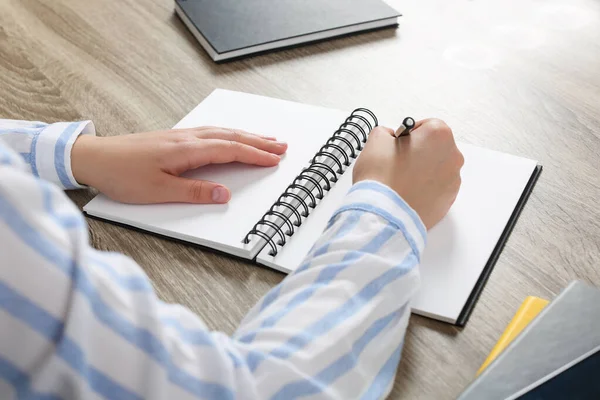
[354,118,464,229]
[71,126,288,204]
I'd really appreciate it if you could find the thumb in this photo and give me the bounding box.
[165,177,231,204]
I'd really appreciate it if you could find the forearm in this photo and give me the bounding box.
[0,147,238,399]
[236,180,427,399]
[0,119,95,189]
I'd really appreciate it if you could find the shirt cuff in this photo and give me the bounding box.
[33,121,96,189]
[331,180,427,259]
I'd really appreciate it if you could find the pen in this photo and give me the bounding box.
[394,117,416,138]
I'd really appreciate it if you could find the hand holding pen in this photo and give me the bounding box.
[354,117,464,229]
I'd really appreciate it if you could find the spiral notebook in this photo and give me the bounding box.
[83,89,542,326]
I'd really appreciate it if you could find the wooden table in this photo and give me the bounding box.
[2,0,599,398]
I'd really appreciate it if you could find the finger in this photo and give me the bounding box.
[412,118,453,136]
[248,132,278,141]
[163,177,232,204]
[448,176,462,205]
[365,126,396,143]
[184,139,282,169]
[173,127,278,142]
[188,127,278,141]
[373,125,396,138]
[412,118,432,130]
[192,128,287,154]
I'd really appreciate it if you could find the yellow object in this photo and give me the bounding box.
[477,296,549,375]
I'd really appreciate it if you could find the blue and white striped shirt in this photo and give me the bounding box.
[0,119,425,400]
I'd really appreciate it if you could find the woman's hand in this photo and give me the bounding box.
[71,127,287,204]
[353,119,464,230]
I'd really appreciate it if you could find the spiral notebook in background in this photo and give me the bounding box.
[174,0,400,62]
[83,89,542,326]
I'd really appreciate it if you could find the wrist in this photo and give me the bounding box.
[71,135,102,186]
[341,180,427,257]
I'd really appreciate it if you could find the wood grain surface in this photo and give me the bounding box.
[2,0,600,398]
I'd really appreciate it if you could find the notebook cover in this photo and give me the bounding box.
[477,296,549,375]
[175,0,400,54]
[455,164,542,327]
[458,281,600,400]
[518,349,600,399]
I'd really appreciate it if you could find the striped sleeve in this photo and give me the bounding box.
[0,131,425,400]
[0,119,95,189]
[236,180,426,399]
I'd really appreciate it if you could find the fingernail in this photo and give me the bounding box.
[270,154,281,162]
[275,141,287,147]
[211,186,230,203]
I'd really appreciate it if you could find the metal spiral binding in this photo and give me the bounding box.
[243,108,378,256]
[309,162,339,183]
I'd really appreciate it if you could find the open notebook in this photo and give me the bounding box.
[83,89,542,326]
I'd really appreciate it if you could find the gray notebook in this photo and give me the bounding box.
[459,281,600,400]
[174,0,400,61]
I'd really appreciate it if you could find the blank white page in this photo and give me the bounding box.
[83,89,348,258]
[413,144,537,323]
[258,142,538,324]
